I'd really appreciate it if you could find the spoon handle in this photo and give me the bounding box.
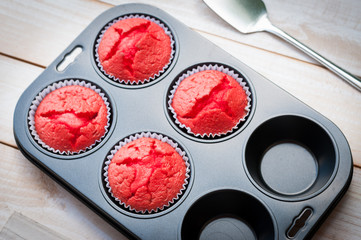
[265,23,361,91]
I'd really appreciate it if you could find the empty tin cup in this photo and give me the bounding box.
[180,189,276,239]
[244,115,338,200]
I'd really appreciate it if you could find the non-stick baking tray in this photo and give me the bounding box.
[13,3,353,240]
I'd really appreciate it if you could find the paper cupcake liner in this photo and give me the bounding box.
[94,14,175,85]
[103,132,191,214]
[28,79,111,155]
[168,64,252,138]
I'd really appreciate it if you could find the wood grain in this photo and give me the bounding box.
[312,168,361,239]
[0,143,126,240]
[0,55,41,147]
[1,0,360,77]
[0,212,69,240]
[0,0,111,67]
[0,143,360,239]
[101,0,361,76]
[0,0,360,239]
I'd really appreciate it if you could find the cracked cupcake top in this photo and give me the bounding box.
[171,70,248,136]
[34,85,108,153]
[107,137,187,212]
[97,17,172,83]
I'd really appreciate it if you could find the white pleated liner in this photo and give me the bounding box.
[94,14,175,85]
[28,79,111,155]
[103,132,191,214]
[168,64,252,138]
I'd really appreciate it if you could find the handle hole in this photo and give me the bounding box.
[287,208,313,238]
[56,46,83,72]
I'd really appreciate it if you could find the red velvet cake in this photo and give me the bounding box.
[107,137,187,212]
[97,17,172,83]
[34,85,108,153]
[171,70,248,136]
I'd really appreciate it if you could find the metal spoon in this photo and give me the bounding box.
[203,0,361,91]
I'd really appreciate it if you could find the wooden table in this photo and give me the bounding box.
[1,0,360,239]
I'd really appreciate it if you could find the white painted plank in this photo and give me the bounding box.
[0,55,41,147]
[0,144,126,240]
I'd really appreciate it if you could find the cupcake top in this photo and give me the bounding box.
[97,17,172,84]
[171,69,249,136]
[34,85,108,153]
[107,137,187,212]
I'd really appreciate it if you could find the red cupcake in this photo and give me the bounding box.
[169,65,251,137]
[29,81,110,154]
[97,16,174,84]
[105,133,189,213]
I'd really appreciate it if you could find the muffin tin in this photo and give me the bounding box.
[13,3,353,240]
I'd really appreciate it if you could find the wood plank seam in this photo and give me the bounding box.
[0,53,46,69]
